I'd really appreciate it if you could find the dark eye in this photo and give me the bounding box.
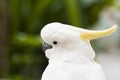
[53,41,58,45]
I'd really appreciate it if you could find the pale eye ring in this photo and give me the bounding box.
[53,41,58,45]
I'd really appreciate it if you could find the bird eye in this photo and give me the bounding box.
[53,41,58,45]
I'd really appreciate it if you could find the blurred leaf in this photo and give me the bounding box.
[13,75,23,80]
[11,53,34,65]
[81,0,98,6]
[12,33,42,47]
[11,53,22,65]
[64,0,82,26]
[13,74,35,80]
[26,0,55,32]
[21,53,34,64]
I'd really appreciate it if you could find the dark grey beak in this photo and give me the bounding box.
[42,42,53,52]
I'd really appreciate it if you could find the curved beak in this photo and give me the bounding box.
[42,42,53,52]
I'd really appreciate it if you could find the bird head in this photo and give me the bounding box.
[41,22,117,62]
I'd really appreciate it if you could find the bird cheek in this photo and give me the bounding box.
[45,49,55,59]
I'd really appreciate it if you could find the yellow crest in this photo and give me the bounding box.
[80,25,117,41]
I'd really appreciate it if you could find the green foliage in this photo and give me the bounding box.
[9,0,21,33]
[12,33,42,47]
[0,3,2,13]
[0,0,114,79]
[64,0,81,26]
[26,0,55,31]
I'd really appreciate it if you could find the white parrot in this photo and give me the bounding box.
[40,22,117,80]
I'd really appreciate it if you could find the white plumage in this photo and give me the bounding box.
[40,22,117,80]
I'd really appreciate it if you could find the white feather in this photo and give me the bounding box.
[41,22,106,80]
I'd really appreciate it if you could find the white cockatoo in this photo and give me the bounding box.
[40,22,117,80]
